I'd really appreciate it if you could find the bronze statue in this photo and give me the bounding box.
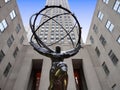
[30,5,81,90]
[30,42,81,90]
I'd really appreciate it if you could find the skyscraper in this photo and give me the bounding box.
[87,0,120,89]
[37,0,78,49]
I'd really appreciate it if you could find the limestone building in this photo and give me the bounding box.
[0,0,27,90]
[86,0,120,89]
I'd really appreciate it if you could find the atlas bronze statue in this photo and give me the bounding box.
[30,5,81,90]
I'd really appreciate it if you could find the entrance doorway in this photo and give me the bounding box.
[72,59,87,90]
[27,59,43,90]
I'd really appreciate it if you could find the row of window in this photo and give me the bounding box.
[106,20,114,32]
[0,46,20,62]
[41,25,74,30]
[93,16,120,44]
[93,34,119,64]
[91,0,120,78]
[97,11,115,32]
[16,24,21,33]
[102,54,118,76]
[13,47,19,58]
[7,35,14,48]
[3,62,12,77]
[103,0,109,4]
[9,34,24,45]
[41,24,72,30]
[95,46,119,74]
[40,32,75,40]
[90,34,107,46]
[92,24,120,45]
[10,10,16,20]
[49,39,76,43]
[40,36,76,42]
[97,11,104,21]
[117,36,120,44]
[102,61,110,75]
[0,46,19,77]
[0,50,5,63]
[102,59,117,88]
[46,14,70,19]
[0,33,24,63]
[0,19,8,32]
[0,10,16,32]
[108,50,119,65]
[99,35,107,46]
[98,0,120,32]
[113,0,120,14]
[51,0,67,7]
[95,47,119,76]
[103,0,120,15]
[5,0,10,3]
[2,47,18,77]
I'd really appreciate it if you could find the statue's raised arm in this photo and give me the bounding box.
[30,41,54,58]
[62,44,81,59]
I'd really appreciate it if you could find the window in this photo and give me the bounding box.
[13,47,19,58]
[99,35,107,46]
[0,50,5,63]
[44,39,47,42]
[51,37,54,42]
[93,24,98,34]
[97,11,104,21]
[95,47,100,57]
[16,24,21,33]
[90,36,94,44]
[7,35,14,48]
[45,33,48,35]
[0,19,8,32]
[113,0,120,14]
[9,10,16,20]
[20,35,24,44]
[103,0,109,4]
[73,39,76,42]
[5,0,10,3]
[40,35,43,38]
[3,62,12,77]
[42,26,44,28]
[71,34,75,38]
[108,50,119,65]
[56,37,59,40]
[44,35,47,38]
[117,36,120,44]
[45,29,48,31]
[102,62,110,75]
[106,20,114,32]
[40,31,44,34]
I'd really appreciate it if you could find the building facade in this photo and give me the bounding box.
[0,0,27,90]
[87,0,120,90]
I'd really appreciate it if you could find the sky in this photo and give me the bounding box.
[17,0,97,43]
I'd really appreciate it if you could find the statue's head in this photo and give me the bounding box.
[55,46,61,53]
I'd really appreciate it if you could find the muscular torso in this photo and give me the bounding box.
[50,53,64,62]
